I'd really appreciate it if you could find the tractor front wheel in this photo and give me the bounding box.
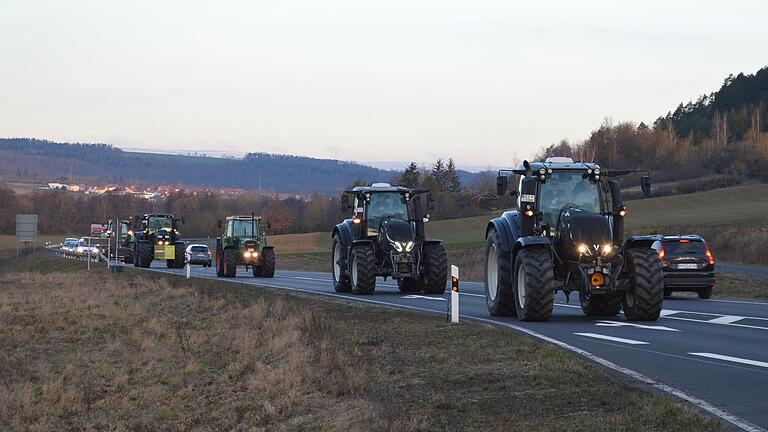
[137,242,153,268]
[485,228,516,317]
[351,244,376,295]
[421,243,447,294]
[513,246,555,321]
[215,246,224,277]
[256,248,275,278]
[332,234,352,292]
[224,248,238,278]
[622,248,664,321]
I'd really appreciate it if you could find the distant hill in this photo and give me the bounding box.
[0,138,482,195]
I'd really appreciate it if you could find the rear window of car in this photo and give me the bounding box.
[191,246,208,252]
[663,240,706,255]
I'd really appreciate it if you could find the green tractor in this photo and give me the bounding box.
[215,214,275,278]
[132,213,186,269]
[105,219,134,263]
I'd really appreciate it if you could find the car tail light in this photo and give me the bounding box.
[705,248,715,265]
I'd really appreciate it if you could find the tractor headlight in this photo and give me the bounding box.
[576,244,590,255]
[244,251,251,258]
[601,244,613,255]
[392,242,404,252]
[404,241,414,252]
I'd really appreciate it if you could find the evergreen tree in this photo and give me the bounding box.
[431,159,446,191]
[399,162,421,188]
[445,158,462,192]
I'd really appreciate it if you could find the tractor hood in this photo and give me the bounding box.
[379,219,416,251]
[558,209,612,258]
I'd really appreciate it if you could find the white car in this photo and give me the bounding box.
[185,244,212,267]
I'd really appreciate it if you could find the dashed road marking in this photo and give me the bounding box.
[574,333,649,345]
[689,353,768,369]
[595,320,680,332]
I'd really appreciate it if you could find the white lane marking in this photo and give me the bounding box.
[128,263,767,432]
[664,309,768,321]
[555,303,582,309]
[709,316,745,324]
[574,333,649,345]
[689,353,768,369]
[403,295,446,301]
[702,298,768,306]
[595,321,680,332]
[663,316,768,331]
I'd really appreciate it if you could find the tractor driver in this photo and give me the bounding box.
[539,176,572,227]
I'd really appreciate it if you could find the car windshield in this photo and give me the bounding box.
[148,216,173,231]
[663,240,706,255]
[367,192,409,235]
[232,220,258,237]
[539,171,602,227]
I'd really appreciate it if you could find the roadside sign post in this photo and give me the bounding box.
[87,236,91,271]
[186,261,191,279]
[451,265,460,324]
[15,214,38,259]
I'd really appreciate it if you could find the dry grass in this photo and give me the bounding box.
[0,254,726,431]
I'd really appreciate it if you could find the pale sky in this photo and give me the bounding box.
[1,0,766,170]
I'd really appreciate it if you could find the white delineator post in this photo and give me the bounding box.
[451,265,459,324]
[186,259,191,279]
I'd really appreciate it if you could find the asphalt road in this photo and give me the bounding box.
[719,262,768,279]
[130,260,768,432]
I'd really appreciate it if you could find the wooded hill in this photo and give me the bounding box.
[0,139,481,195]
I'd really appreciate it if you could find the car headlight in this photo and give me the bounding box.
[601,243,613,255]
[404,241,414,252]
[392,242,403,252]
[576,244,590,255]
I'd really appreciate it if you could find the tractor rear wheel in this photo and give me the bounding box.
[137,242,153,268]
[580,291,622,317]
[421,243,448,294]
[351,244,376,295]
[398,277,423,293]
[513,246,555,321]
[215,246,224,277]
[332,234,352,292]
[622,248,664,321]
[485,228,517,317]
[224,248,238,278]
[174,242,186,268]
[259,248,275,278]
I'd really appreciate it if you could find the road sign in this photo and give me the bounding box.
[16,214,37,242]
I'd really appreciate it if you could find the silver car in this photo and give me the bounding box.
[185,244,212,267]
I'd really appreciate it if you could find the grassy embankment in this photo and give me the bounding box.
[0,253,724,431]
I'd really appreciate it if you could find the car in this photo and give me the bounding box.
[75,237,101,260]
[652,235,715,299]
[186,244,212,267]
[62,238,78,255]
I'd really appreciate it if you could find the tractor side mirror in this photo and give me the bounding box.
[641,176,651,197]
[217,220,222,229]
[496,175,508,196]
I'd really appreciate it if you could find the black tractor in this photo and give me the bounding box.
[486,157,663,321]
[132,213,186,269]
[332,183,448,295]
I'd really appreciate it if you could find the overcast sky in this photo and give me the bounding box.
[1,0,766,170]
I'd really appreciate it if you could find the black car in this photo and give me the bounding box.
[652,235,715,299]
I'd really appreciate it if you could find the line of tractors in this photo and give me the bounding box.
[95,156,666,322]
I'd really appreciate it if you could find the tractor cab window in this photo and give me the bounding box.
[366,192,409,237]
[230,220,258,237]
[147,216,172,232]
[539,172,602,227]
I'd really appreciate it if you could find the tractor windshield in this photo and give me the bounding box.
[367,192,409,236]
[147,216,173,232]
[539,171,601,227]
[231,220,258,237]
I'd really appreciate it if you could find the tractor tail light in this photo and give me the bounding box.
[658,247,665,260]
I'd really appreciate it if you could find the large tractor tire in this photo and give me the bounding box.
[255,248,275,278]
[215,245,224,277]
[698,286,713,299]
[485,228,517,316]
[622,248,664,321]
[421,243,448,294]
[224,248,238,278]
[174,242,186,268]
[513,246,555,321]
[398,277,424,293]
[579,291,622,317]
[351,244,376,295]
[137,241,153,268]
[331,234,352,293]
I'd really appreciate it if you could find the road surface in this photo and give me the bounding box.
[131,261,768,432]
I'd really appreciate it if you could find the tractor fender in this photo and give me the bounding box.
[512,236,551,256]
[486,211,520,254]
[352,239,375,247]
[333,220,355,248]
[423,239,442,246]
